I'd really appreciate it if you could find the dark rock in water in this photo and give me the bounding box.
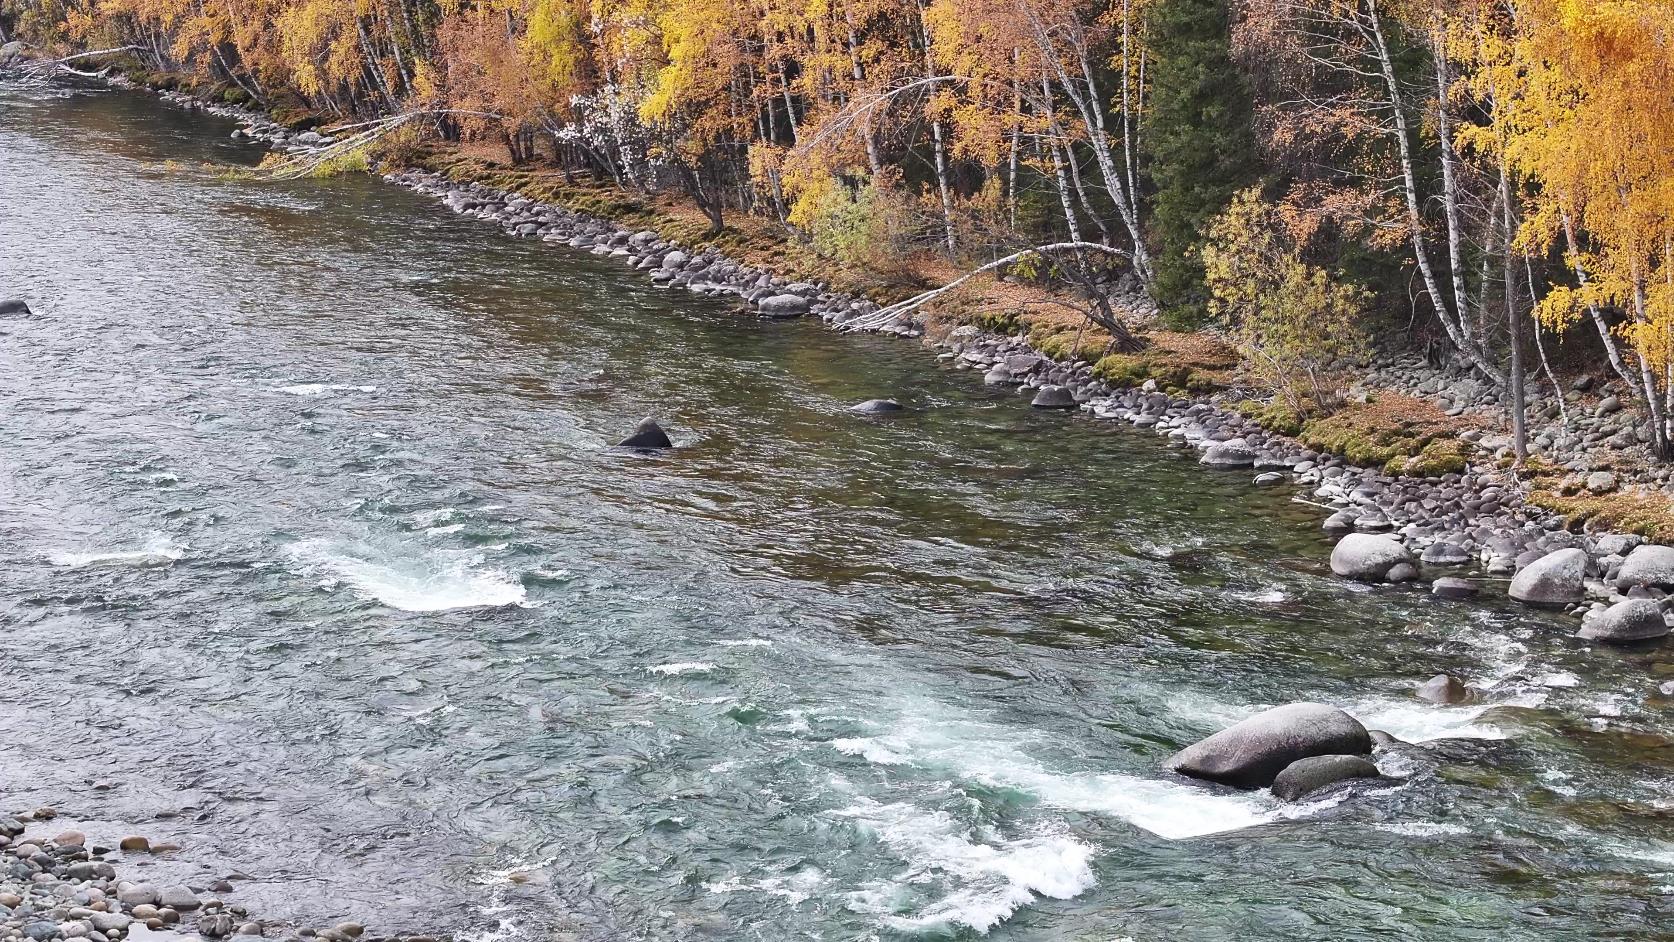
[1270,754,1381,802]
[1386,562,1418,583]
[616,417,672,449]
[1615,544,1674,592]
[1426,578,1479,602]
[1330,533,1412,582]
[1509,548,1586,605]
[1030,385,1077,409]
[1368,729,1403,748]
[1165,702,1373,789]
[1322,510,1358,535]
[1577,597,1670,643]
[849,398,904,415]
[0,298,31,316]
[1416,673,1470,704]
[1253,471,1287,486]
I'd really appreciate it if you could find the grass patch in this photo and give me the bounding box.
[1294,393,1472,476]
[1528,490,1674,542]
[1091,331,1240,395]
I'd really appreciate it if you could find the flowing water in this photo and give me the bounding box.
[3,81,1673,941]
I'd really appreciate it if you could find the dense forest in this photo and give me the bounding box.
[2,0,1670,460]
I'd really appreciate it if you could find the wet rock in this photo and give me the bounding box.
[1421,542,1471,566]
[159,886,200,911]
[616,417,672,449]
[1509,548,1587,606]
[1577,598,1670,643]
[848,398,904,415]
[236,923,263,936]
[1030,385,1077,409]
[1386,562,1418,583]
[1416,673,1470,704]
[1368,729,1404,748]
[1322,510,1358,535]
[757,294,810,318]
[1329,533,1412,582]
[0,298,31,316]
[53,830,85,846]
[1165,702,1372,789]
[1615,544,1674,592]
[1432,576,1479,599]
[1253,471,1287,486]
[1270,754,1381,802]
[1200,439,1257,468]
[117,886,159,907]
[117,836,150,853]
[87,915,130,934]
[982,366,1012,386]
[198,914,235,938]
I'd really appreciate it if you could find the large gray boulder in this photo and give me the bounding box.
[1330,533,1412,582]
[1201,439,1257,468]
[1415,673,1469,704]
[1165,702,1372,789]
[1577,597,1670,643]
[1508,548,1587,605]
[758,294,810,318]
[1614,544,1674,592]
[1270,754,1381,802]
[848,398,904,415]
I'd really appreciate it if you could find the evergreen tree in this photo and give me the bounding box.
[1143,0,1258,327]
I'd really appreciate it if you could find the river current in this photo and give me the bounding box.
[2,81,1672,941]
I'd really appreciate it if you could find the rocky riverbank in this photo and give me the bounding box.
[45,75,1674,663]
[0,813,424,942]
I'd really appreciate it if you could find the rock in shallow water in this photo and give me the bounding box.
[848,398,904,415]
[1329,533,1412,582]
[1508,548,1587,605]
[1165,702,1373,789]
[1416,673,1469,704]
[1200,439,1256,468]
[757,294,810,318]
[1270,754,1381,801]
[616,417,673,449]
[1615,544,1674,592]
[1577,598,1670,643]
[0,298,31,316]
[1029,385,1077,409]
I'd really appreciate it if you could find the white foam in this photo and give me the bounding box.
[705,868,825,905]
[50,535,186,568]
[1231,587,1290,604]
[1373,821,1469,837]
[280,383,378,397]
[284,539,525,611]
[1347,697,1536,743]
[713,639,773,647]
[1538,671,1581,688]
[833,713,1280,839]
[647,662,717,676]
[836,799,1094,934]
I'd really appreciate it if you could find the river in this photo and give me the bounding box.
[2,79,1671,941]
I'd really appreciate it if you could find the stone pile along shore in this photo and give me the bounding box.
[100,82,1674,658]
[0,813,423,942]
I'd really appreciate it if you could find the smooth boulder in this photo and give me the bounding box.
[1614,544,1674,592]
[616,417,672,449]
[1165,702,1373,789]
[1030,385,1077,409]
[758,294,810,318]
[1330,533,1412,582]
[1415,673,1469,704]
[848,398,904,415]
[1508,547,1586,605]
[0,298,30,316]
[1577,597,1670,643]
[1270,754,1381,802]
[1200,439,1257,468]
[1431,576,1479,600]
[1421,542,1470,566]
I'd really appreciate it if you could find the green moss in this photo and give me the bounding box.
[222,87,251,105]
[1235,400,1303,437]
[1528,490,1674,542]
[1293,396,1469,478]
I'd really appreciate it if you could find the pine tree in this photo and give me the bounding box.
[1143,0,1257,327]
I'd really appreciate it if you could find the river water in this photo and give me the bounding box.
[2,80,1672,941]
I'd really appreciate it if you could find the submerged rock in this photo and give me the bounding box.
[1165,702,1372,790]
[616,417,673,449]
[848,398,904,415]
[1416,673,1470,704]
[1270,754,1381,801]
[1329,533,1412,582]
[1577,597,1670,643]
[1615,544,1674,592]
[1432,576,1479,599]
[1030,385,1077,409]
[1508,548,1587,606]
